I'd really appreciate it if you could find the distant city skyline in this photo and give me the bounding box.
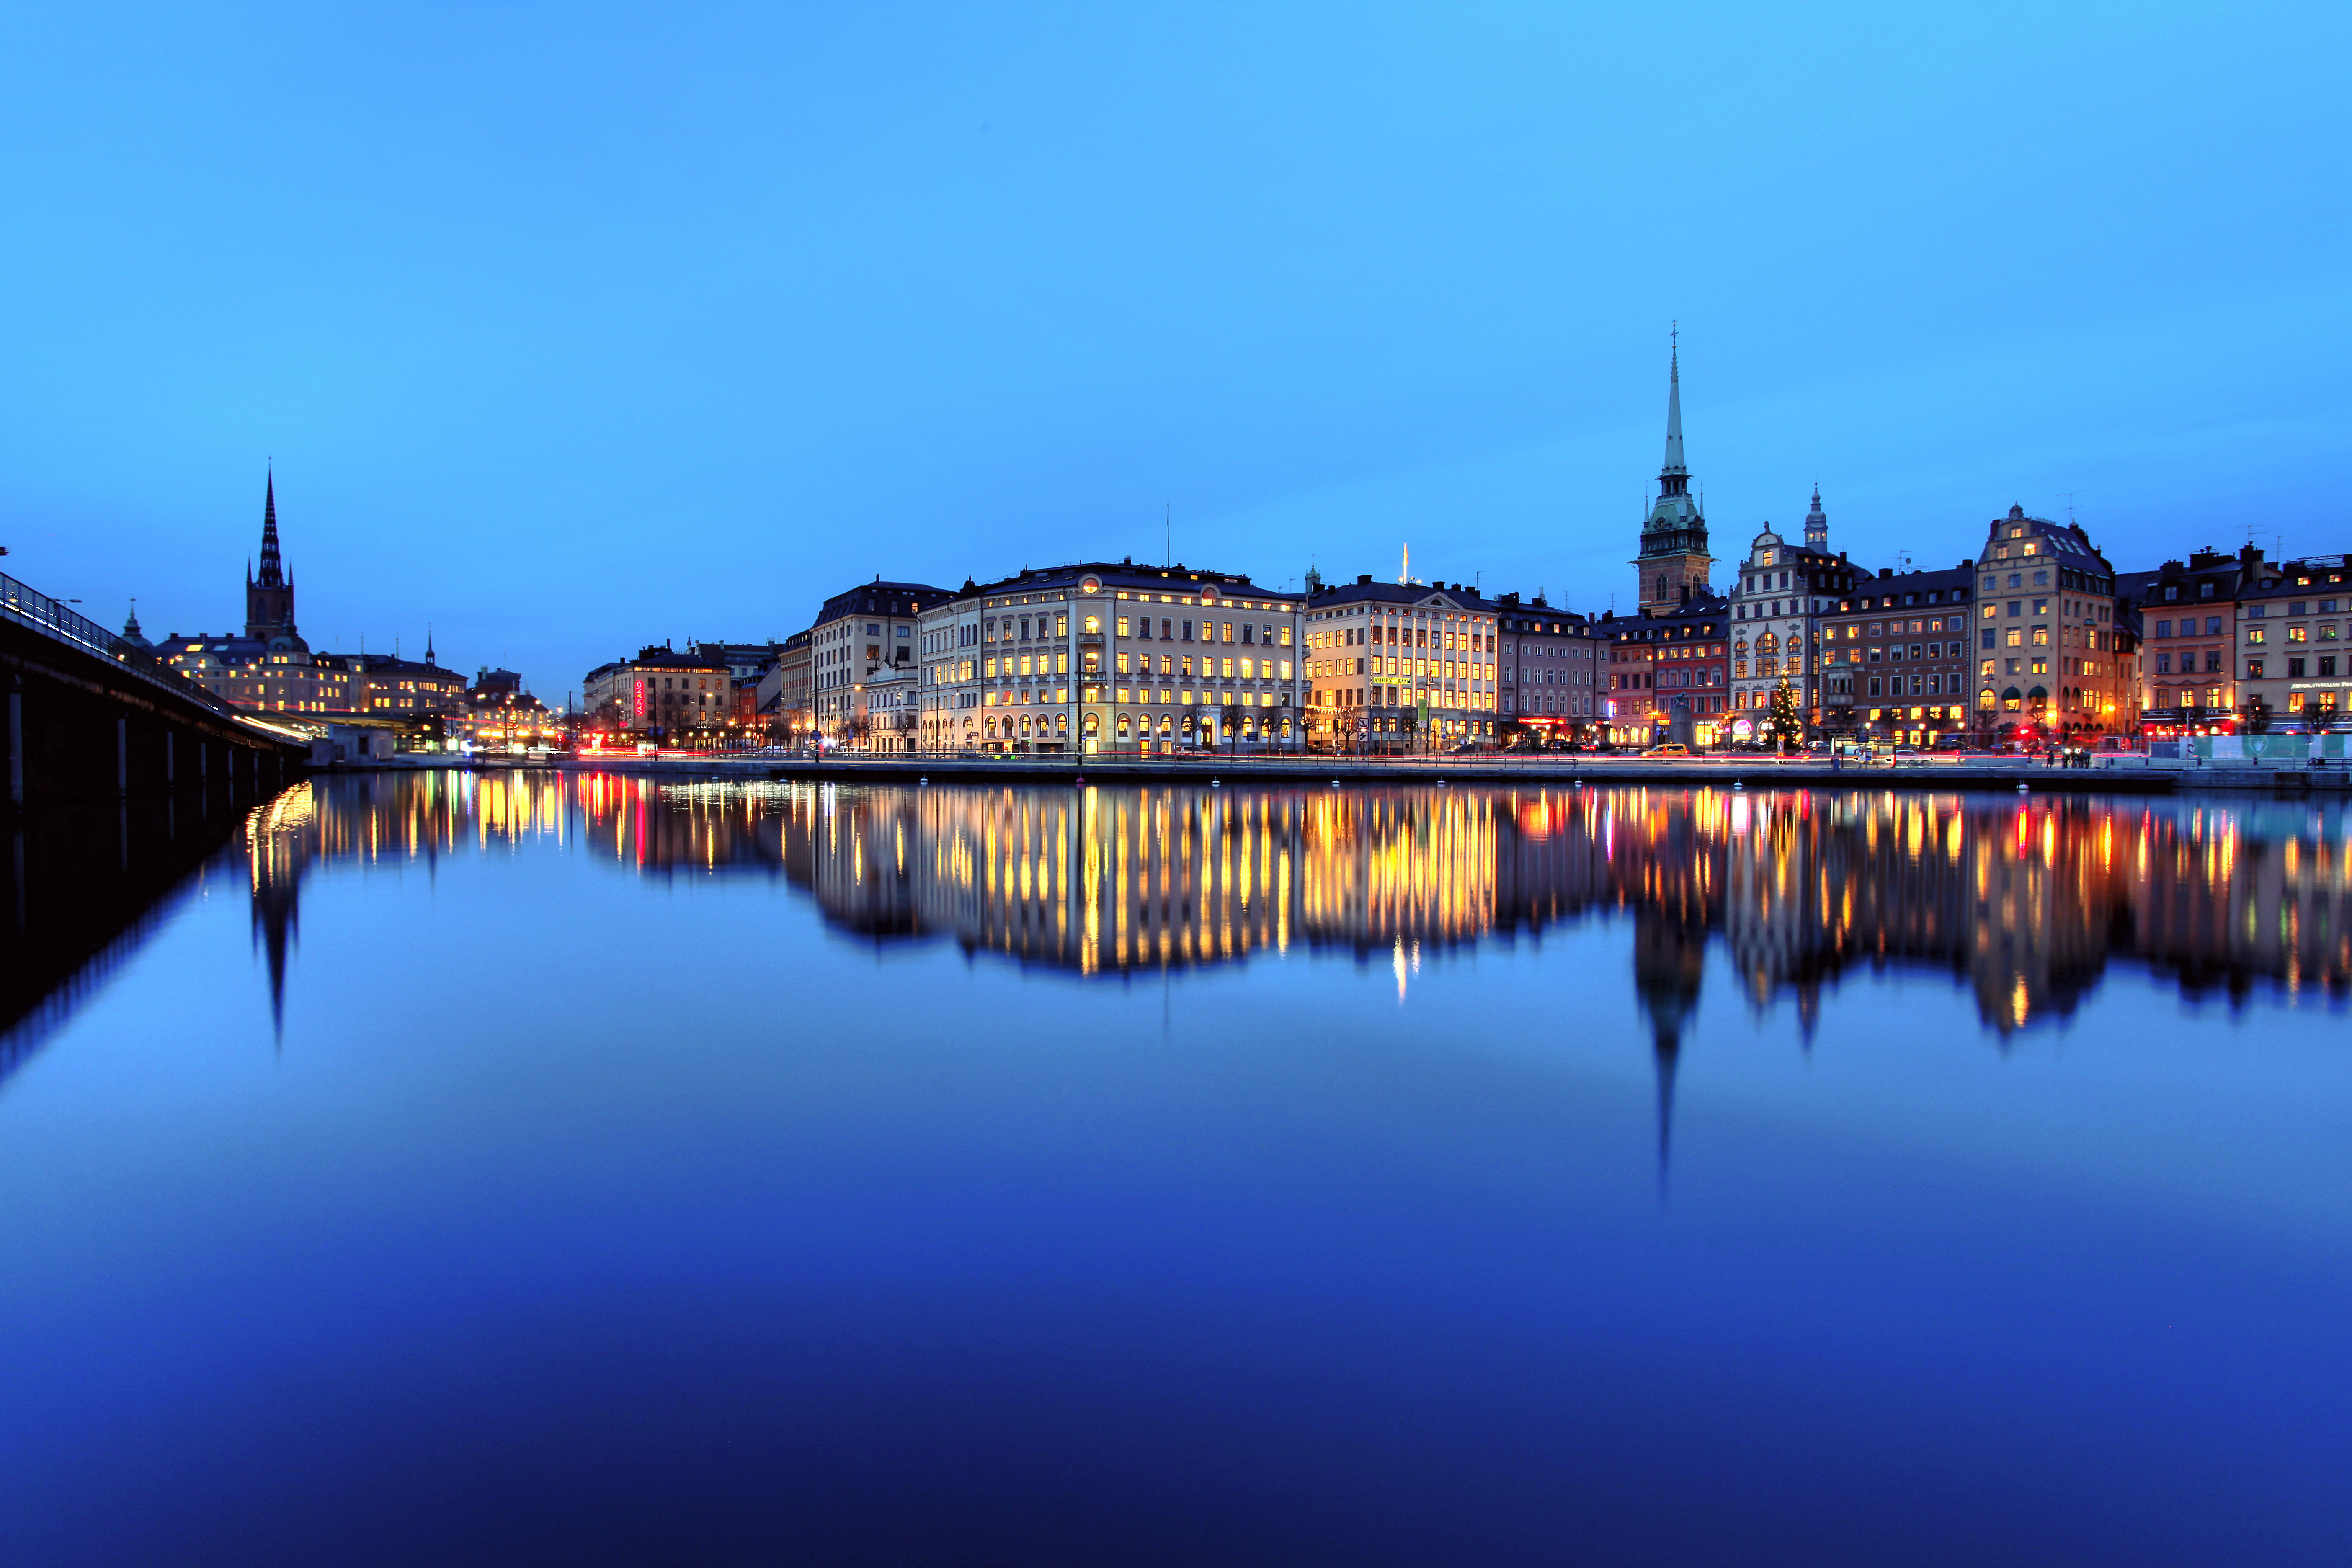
[2,6,2344,700]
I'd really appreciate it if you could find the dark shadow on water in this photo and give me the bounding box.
[0,779,275,1083]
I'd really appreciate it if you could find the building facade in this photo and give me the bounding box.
[2232,553,2349,727]
[1302,576,1500,750]
[582,646,735,742]
[1970,505,2125,739]
[811,581,954,741]
[754,630,814,740]
[921,561,1306,754]
[2118,546,2254,735]
[1492,594,1601,737]
[1604,601,1731,747]
[342,655,467,718]
[1818,565,1977,744]
[1727,493,1861,728]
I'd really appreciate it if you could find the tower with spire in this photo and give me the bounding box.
[1631,330,1715,616]
[1804,485,1829,552]
[243,470,307,652]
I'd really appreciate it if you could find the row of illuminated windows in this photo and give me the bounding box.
[1313,625,1495,653]
[1313,656,1488,681]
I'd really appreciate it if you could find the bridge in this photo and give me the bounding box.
[1,570,306,807]
[0,570,307,1076]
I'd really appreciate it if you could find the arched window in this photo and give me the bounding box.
[1083,615,1101,634]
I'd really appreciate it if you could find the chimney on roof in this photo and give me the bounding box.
[1879,567,1893,579]
[1357,573,1372,585]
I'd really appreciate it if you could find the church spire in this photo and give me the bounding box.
[256,469,284,590]
[1661,324,1687,480]
[1632,326,1713,615]
[1804,484,1828,551]
[243,467,305,650]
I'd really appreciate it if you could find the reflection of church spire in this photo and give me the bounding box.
[244,786,315,1044]
[250,861,297,1042]
[1633,905,1706,1192]
[1652,1031,1679,1190]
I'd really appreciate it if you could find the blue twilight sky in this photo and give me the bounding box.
[1,5,2346,696]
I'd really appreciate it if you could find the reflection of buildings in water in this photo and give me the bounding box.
[138,771,2348,1200]
[591,777,2351,1027]
[214,773,2350,1053]
[916,787,1311,974]
[2131,803,2351,1005]
[233,771,559,1032]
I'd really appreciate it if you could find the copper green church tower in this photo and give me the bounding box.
[1631,335,1714,615]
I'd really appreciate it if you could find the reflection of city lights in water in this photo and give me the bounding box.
[220,775,2352,1035]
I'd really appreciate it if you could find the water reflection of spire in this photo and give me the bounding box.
[245,784,317,1041]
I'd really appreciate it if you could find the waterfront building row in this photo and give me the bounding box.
[572,343,2345,750]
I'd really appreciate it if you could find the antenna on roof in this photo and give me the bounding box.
[1165,501,1170,567]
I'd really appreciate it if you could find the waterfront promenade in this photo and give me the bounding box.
[434,748,2352,795]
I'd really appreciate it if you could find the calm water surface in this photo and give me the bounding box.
[2,773,2346,1565]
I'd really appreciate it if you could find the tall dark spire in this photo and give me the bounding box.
[256,470,285,589]
[1661,325,1687,482]
[243,468,305,650]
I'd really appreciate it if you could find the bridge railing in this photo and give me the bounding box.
[0,570,248,722]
